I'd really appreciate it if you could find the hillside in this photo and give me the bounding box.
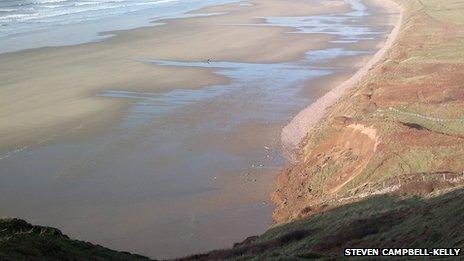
[0,218,151,260]
[273,0,464,222]
[180,188,464,260]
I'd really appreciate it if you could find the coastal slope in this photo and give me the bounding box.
[273,0,464,222]
[179,188,464,260]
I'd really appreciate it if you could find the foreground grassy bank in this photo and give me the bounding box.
[181,188,464,260]
[0,219,150,260]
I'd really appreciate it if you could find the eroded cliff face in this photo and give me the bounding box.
[273,0,464,223]
[273,123,380,221]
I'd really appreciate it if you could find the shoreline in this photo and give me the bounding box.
[281,0,404,162]
[0,0,342,153]
[0,0,244,55]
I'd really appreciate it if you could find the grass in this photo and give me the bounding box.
[309,160,342,195]
[273,0,464,229]
[384,106,464,136]
[182,188,464,260]
[408,44,464,63]
[0,219,151,261]
[421,0,464,24]
[381,149,435,176]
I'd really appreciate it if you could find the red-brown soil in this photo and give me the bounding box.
[273,0,464,223]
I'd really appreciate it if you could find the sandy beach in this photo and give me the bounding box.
[0,0,397,259]
[0,0,346,151]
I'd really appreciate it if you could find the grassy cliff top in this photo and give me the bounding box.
[0,218,151,261]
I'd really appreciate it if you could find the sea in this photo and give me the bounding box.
[0,0,238,53]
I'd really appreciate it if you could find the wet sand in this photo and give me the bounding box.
[0,0,342,151]
[0,0,397,259]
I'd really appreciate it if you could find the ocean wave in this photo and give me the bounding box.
[0,8,19,12]
[33,0,69,4]
[0,0,235,40]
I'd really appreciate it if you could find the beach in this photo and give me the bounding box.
[0,0,397,259]
[0,0,341,151]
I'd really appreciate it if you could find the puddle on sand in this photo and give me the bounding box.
[101,59,331,128]
[100,46,369,128]
[227,0,384,43]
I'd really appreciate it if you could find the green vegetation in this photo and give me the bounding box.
[299,0,464,197]
[270,2,464,257]
[310,157,342,189]
[421,0,464,24]
[0,219,151,261]
[182,189,464,260]
[386,107,464,137]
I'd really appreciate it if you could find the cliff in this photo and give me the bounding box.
[273,0,464,223]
